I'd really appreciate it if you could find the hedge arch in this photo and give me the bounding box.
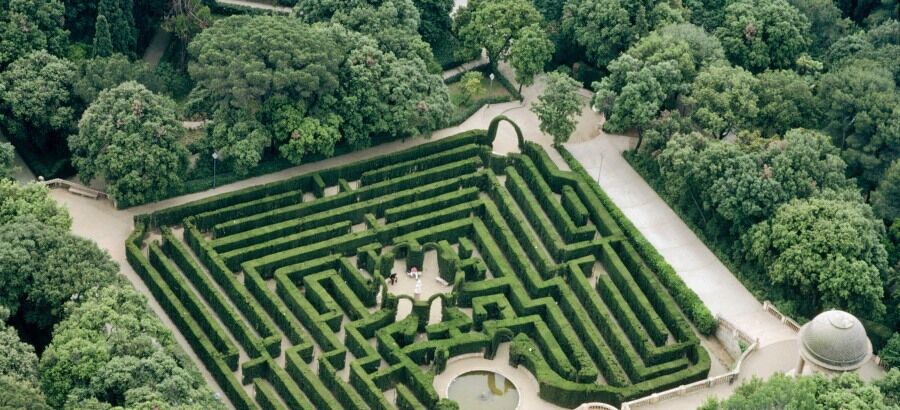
[487,115,525,150]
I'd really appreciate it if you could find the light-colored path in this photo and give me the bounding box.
[564,134,797,348]
[216,0,291,13]
[142,28,171,69]
[442,51,489,80]
[0,135,36,183]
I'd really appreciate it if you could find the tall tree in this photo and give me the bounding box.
[0,50,77,149]
[40,285,222,409]
[70,82,189,205]
[0,142,13,179]
[594,24,725,145]
[73,54,159,105]
[873,160,900,221]
[0,180,71,229]
[0,375,50,410]
[459,71,484,104]
[817,58,899,192]
[161,0,211,68]
[531,71,583,146]
[456,0,542,67]
[746,197,888,318]
[564,0,685,67]
[701,372,897,409]
[752,69,817,137]
[0,0,69,68]
[508,24,554,94]
[413,0,453,47]
[337,44,451,148]
[715,0,811,72]
[92,14,113,57]
[788,0,851,56]
[98,0,135,54]
[295,0,438,72]
[188,16,344,172]
[0,216,118,331]
[686,64,758,139]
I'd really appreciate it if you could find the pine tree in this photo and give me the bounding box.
[92,15,113,57]
[98,0,135,54]
[120,0,136,52]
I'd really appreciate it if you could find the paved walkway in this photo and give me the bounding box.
[442,51,488,80]
[0,135,36,183]
[564,134,797,348]
[142,28,171,69]
[217,0,291,12]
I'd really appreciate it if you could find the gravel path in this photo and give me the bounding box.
[142,28,171,69]
[216,0,291,12]
[0,135,35,183]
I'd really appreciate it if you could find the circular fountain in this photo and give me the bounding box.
[447,370,519,410]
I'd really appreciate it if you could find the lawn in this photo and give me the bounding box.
[447,72,516,122]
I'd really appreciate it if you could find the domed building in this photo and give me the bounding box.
[796,310,872,374]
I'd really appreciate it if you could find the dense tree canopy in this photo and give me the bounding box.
[0,142,13,178]
[685,64,758,139]
[98,0,137,55]
[0,0,68,68]
[752,69,818,137]
[39,285,221,409]
[0,311,39,384]
[0,374,50,410]
[0,50,78,148]
[564,0,685,67]
[456,0,542,66]
[788,0,851,56]
[0,180,70,229]
[715,0,811,72]
[189,15,450,171]
[70,81,189,205]
[817,58,899,192]
[413,0,453,47]
[0,216,118,330]
[746,196,888,318]
[873,160,900,221]
[657,129,855,240]
[189,16,342,117]
[162,0,211,67]
[701,371,899,409]
[593,23,724,144]
[294,0,436,70]
[337,43,451,148]
[72,53,159,105]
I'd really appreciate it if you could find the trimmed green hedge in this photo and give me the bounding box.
[125,128,716,410]
[558,146,717,335]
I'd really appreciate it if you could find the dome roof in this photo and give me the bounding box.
[799,310,872,372]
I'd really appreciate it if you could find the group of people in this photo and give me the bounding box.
[387,267,424,299]
[387,266,421,285]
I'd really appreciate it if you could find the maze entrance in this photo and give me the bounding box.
[127,127,711,410]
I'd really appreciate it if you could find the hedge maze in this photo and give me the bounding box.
[127,120,715,409]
